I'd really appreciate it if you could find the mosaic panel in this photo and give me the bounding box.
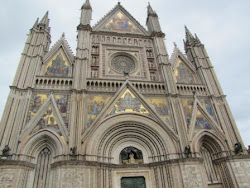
[54,94,69,128]
[193,109,212,136]
[31,105,62,136]
[109,89,149,115]
[28,94,48,122]
[146,97,170,124]
[199,98,217,122]
[101,11,143,34]
[181,98,194,127]
[87,95,112,126]
[44,49,70,77]
[175,58,195,84]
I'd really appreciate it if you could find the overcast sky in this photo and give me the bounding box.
[0,0,249,146]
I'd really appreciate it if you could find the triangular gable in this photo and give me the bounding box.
[108,89,149,115]
[93,4,149,35]
[188,98,224,141]
[27,93,69,128]
[84,80,178,141]
[171,46,197,84]
[21,94,69,142]
[43,48,71,77]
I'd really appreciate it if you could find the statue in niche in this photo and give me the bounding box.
[2,145,10,157]
[234,142,243,155]
[184,145,191,158]
[121,147,143,164]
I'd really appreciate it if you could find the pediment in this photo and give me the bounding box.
[84,80,178,141]
[93,4,149,35]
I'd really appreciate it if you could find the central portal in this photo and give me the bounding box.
[121,177,146,188]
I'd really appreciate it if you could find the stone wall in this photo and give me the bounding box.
[231,159,250,188]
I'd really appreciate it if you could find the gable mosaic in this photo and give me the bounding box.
[175,58,196,84]
[101,11,143,34]
[44,49,70,77]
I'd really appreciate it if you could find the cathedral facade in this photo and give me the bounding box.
[0,1,250,187]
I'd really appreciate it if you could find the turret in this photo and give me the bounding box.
[146,3,162,34]
[80,0,92,26]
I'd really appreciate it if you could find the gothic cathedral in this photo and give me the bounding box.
[0,1,249,188]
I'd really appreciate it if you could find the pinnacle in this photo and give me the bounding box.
[82,0,92,9]
[40,11,49,26]
[33,18,39,28]
[147,2,156,16]
[184,25,195,42]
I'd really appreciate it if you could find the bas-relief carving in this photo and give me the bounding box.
[87,95,111,126]
[175,58,196,84]
[231,161,250,187]
[44,49,70,77]
[0,169,16,187]
[182,165,204,188]
[146,97,170,125]
[109,89,149,115]
[101,11,143,34]
[61,168,86,188]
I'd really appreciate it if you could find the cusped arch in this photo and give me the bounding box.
[83,114,178,164]
[20,130,66,162]
[192,130,227,156]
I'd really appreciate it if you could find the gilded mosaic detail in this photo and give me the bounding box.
[181,98,194,127]
[44,49,70,77]
[146,98,170,124]
[31,105,62,136]
[193,109,212,136]
[87,95,112,126]
[101,11,143,34]
[109,89,149,115]
[199,99,217,122]
[28,94,48,122]
[28,94,69,129]
[175,58,195,84]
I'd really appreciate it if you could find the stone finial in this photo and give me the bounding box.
[82,0,92,9]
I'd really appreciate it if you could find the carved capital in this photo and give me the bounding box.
[77,24,92,31]
[151,31,165,38]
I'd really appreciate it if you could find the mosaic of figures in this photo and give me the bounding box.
[28,94,69,128]
[31,105,63,136]
[44,50,70,77]
[87,95,112,126]
[101,11,143,34]
[175,58,196,84]
[193,109,212,136]
[92,35,152,47]
[181,98,194,127]
[146,97,170,125]
[109,89,149,115]
[199,98,217,122]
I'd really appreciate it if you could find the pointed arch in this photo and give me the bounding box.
[82,114,178,164]
[20,129,66,160]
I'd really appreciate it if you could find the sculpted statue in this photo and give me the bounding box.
[184,145,191,158]
[234,143,243,155]
[2,145,10,157]
[70,146,77,155]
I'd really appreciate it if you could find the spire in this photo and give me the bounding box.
[185,25,195,42]
[147,2,157,16]
[33,18,39,28]
[82,0,92,9]
[195,33,201,43]
[40,11,49,25]
[80,0,92,26]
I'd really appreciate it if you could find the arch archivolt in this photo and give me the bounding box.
[192,130,227,156]
[20,129,66,163]
[83,114,177,164]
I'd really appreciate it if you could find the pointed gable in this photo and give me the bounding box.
[93,4,149,35]
[109,89,149,115]
[193,109,212,136]
[171,46,197,84]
